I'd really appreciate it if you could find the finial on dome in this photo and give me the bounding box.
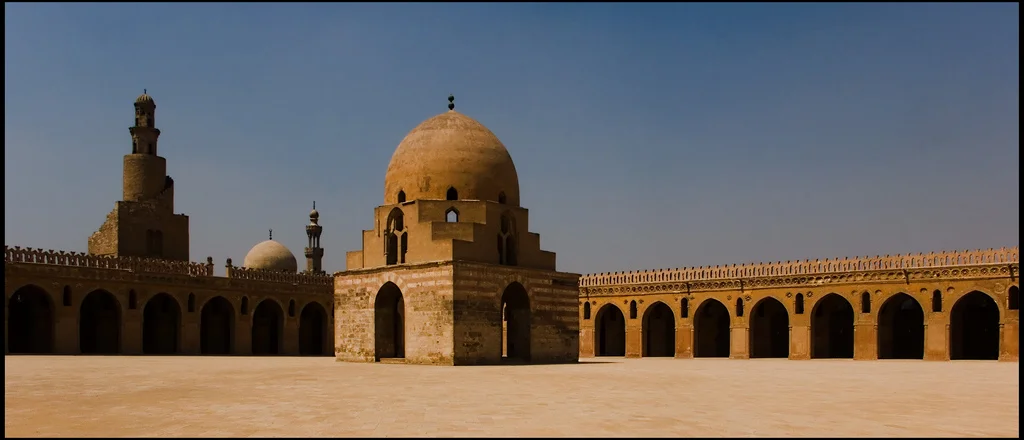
[313,201,316,210]
[448,94,455,111]
[144,88,147,94]
[269,229,273,240]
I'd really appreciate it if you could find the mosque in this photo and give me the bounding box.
[3,93,1019,362]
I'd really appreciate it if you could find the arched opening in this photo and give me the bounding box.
[583,302,591,319]
[445,208,459,223]
[299,302,329,356]
[594,304,626,356]
[288,299,296,317]
[498,212,517,266]
[877,293,924,359]
[642,302,676,357]
[931,290,942,312]
[374,282,405,361]
[62,286,72,307]
[498,192,507,204]
[397,190,406,203]
[7,285,54,354]
[749,297,789,358]
[251,300,284,355]
[501,282,531,362]
[629,300,637,319]
[142,293,181,355]
[79,290,121,354]
[694,299,730,358]
[810,293,854,359]
[735,298,744,317]
[446,187,458,201]
[200,296,234,355]
[950,291,1000,360]
[1009,286,1019,310]
[680,298,689,318]
[385,208,406,266]
[795,293,804,314]
[860,292,871,314]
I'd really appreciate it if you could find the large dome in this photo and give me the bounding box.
[384,108,520,206]
[243,240,298,273]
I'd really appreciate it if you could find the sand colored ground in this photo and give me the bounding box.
[3,356,1019,438]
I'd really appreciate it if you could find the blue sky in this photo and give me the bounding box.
[4,3,1019,276]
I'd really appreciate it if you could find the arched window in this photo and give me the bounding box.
[132,140,138,154]
[445,208,459,222]
[241,296,249,315]
[498,192,507,204]
[680,298,689,318]
[498,212,518,266]
[397,190,406,203]
[583,302,591,319]
[187,293,195,312]
[795,293,804,314]
[62,286,72,307]
[1009,286,1019,310]
[629,300,638,319]
[931,290,942,312]
[736,298,744,317]
[128,290,137,309]
[860,292,871,313]
[385,208,406,266]
[446,187,458,201]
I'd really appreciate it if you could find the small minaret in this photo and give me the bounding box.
[305,202,324,274]
[123,90,168,203]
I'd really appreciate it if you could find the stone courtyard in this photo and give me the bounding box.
[4,356,1018,438]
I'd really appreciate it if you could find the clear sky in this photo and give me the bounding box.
[4,3,1019,276]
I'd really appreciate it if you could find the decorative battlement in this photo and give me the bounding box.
[226,264,333,286]
[4,246,210,277]
[579,247,1020,287]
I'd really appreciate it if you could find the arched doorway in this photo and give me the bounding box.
[694,299,730,358]
[642,302,675,357]
[501,282,531,362]
[950,291,1000,360]
[299,302,329,356]
[877,293,924,359]
[143,293,181,354]
[7,285,54,354]
[374,282,405,361]
[79,290,121,354]
[200,296,234,355]
[594,304,626,356]
[750,297,790,358]
[251,299,284,355]
[811,293,854,359]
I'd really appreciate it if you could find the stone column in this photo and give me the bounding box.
[55,304,78,354]
[181,311,201,355]
[625,319,642,358]
[789,324,810,359]
[236,313,253,356]
[853,322,877,360]
[579,326,595,358]
[923,313,949,361]
[122,311,143,355]
[283,317,299,355]
[675,324,693,358]
[729,324,749,359]
[999,320,1019,362]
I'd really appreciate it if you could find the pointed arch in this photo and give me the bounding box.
[629,300,638,319]
[446,187,458,201]
[385,207,406,266]
[735,298,744,317]
[694,299,730,357]
[498,211,518,266]
[950,291,999,360]
[860,292,871,314]
[641,302,675,357]
[931,290,942,312]
[594,304,626,356]
[143,293,181,354]
[501,282,531,362]
[445,207,459,223]
[583,302,591,319]
[375,282,405,360]
[680,297,689,318]
[299,302,329,356]
[252,299,284,355]
[498,191,507,204]
[7,285,55,354]
[397,190,406,203]
[877,293,924,359]
[200,296,234,355]
[811,293,854,359]
[79,289,121,354]
[750,297,789,358]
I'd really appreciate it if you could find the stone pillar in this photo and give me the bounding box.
[122,312,143,355]
[579,326,595,358]
[999,321,1019,362]
[790,324,810,359]
[923,314,949,361]
[181,312,200,355]
[853,322,877,360]
[283,317,299,355]
[236,314,252,356]
[729,324,749,359]
[625,320,642,358]
[675,324,693,358]
[55,305,78,354]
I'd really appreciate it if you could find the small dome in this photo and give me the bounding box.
[135,92,155,106]
[243,240,298,273]
[310,208,320,219]
[384,105,520,206]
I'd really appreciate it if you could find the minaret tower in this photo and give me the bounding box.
[123,90,168,203]
[305,202,325,274]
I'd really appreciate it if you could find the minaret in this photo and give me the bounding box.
[123,90,169,204]
[305,202,325,274]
